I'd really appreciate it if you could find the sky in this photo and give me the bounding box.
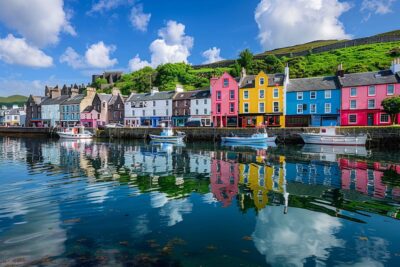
[0,0,399,96]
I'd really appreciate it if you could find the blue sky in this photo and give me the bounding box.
[0,0,399,96]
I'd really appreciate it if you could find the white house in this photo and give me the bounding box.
[41,95,70,127]
[125,87,178,127]
[189,89,212,126]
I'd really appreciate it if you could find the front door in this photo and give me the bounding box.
[367,113,374,126]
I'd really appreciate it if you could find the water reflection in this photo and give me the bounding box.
[1,137,400,266]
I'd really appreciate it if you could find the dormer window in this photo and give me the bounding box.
[223,78,229,87]
[260,78,265,85]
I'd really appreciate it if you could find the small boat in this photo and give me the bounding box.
[221,130,276,144]
[149,127,185,143]
[299,127,367,146]
[223,141,277,150]
[57,126,93,139]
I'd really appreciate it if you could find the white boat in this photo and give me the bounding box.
[221,130,276,144]
[149,128,185,143]
[57,126,94,139]
[299,127,367,146]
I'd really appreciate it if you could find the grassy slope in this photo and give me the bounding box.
[0,95,27,106]
[259,40,345,56]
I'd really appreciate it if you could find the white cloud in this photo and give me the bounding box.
[361,0,396,20]
[60,42,118,69]
[128,54,151,71]
[159,198,193,227]
[255,0,351,50]
[0,0,75,47]
[129,20,194,70]
[202,47,224,64]
[252,207,344,266]
[88,0,132,14]
[0,34,53,68]
[130,4,151,32]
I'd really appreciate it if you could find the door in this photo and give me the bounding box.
[367,113,374,126]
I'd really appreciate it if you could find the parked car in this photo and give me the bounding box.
[105,123,124,128]
[184,121,201,127]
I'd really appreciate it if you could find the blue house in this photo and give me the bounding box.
[286,76,341,127]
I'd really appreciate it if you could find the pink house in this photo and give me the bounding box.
[339,59,400,126]
[80,106,99,128]
[210,72,239,127]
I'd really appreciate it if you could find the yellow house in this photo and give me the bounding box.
[239,71,286,127]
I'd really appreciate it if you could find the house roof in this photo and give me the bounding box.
[192,89,211,99]
[82,105,94,113]
[61,94,85,105]
[173,91,200,100]
[41,95,69,105]
[98,93,112,103]
[239,73,285,88]
[287,76,339,92]
[338,70,400,87]
[126,90,176,102]
[8,109,20,115]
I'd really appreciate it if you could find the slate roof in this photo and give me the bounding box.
[192,89,211,99]
[338,70,400,87]
[173,91,200,100]
[287,76,339,92]
[41,95,69,105]
[61,94,85,105]
[8,109,20,115]
[98,94,112,103]
[126,91,176,102]
[239,73,285,88]
[82,106,94,113]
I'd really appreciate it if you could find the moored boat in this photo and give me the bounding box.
[299,127,367,146]
[221,130,276,144]
[57,126,93,139]
[149,128,185,143]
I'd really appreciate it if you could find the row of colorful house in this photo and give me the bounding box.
[25,58,400,128]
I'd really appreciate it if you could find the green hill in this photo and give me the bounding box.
[0,95,28,107]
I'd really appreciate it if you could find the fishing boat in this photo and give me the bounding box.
[299,127,367,146]
[57,126,93,139]
[149,127,186,143]
[221,129,276,144]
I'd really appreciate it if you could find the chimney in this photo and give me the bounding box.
[284,63,290,84]
[150,87,159,95]
[87,87,97,98]
[175,84,184,93]
[391,58,400,74]
[241,68,247,80]
[50,88,61,99]
[111,87,121,96]
[71,88,79,97]
[337,63,344,77]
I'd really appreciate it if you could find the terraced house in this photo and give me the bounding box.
[190,89,211,126]
[172,88,195,127]
[339,59,400,126]
[286,76,341,127]
[239,70,287,127]
[60,88,96,127]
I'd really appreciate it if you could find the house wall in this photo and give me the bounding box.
[42,104,61,127]
[190,97,212,126]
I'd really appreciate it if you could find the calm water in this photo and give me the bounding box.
[0,137,400,266]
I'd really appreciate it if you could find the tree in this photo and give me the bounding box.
[238,49,254,72]
[263,55,284,73]
[93,78,108,89]
[115,66,156,94]
[381,96,400,125]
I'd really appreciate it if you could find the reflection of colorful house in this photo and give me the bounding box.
[210,72,239,127]
[239,70,287,127]
[210,153,239,207]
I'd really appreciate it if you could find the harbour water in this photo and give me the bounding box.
[0,137,399,266]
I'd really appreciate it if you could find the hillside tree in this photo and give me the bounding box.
[381,96,400,125]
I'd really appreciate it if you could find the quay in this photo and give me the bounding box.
[1,126,400,148]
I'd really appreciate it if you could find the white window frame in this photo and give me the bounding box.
[260,78,265,85]
[259,102,265,113]
[216,91,221,100]
[297,104,303,114]
[229,90,235,100]
[273,102,279,112]
[297,92,303,100]
[387,84,394,95]
[324,103,331,113]
[216,103,221,114]
[368,86,376,96]
[229,102,235,113]
[273,88,279,99]
[350,100,357,109]
[310,91,316,99]
[350,87,357,97]
[259,89,265,99]
[325,90,332,99]
[310,103,317,114]
[243,103,249,113]
[380,113,390,123]
[243,90,249,100]
[348,114,357,124]
[368,99,375,109]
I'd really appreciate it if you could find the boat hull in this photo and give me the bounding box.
[221,136,277,144]
[149,134,185,143]
[57,132,93,139]
[299,133,367,146]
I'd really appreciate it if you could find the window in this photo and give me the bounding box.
[325,103,331,113]
[260,78,265,85]
[387,85,394,95]
[297,92,303,100]
[243,90,249,99]
[273,88,279,98]
[103,102,106,108]
[229,102,235,113]
[196,100,199,105]
[368,86,376,96]
[166,100,169,106]
[217,91,221,100]
[132,110,135,116]
[166,109,169,116]
[368,99,375,109]
[204,99,207,104]
[204,108,207,114]
[196,109,199,115]
[260,89,265,99]
[350,100,357,109]
[310,91,316,99]
[350,87,357,97]
[310,104,316,113]
[153,109,156,116]
[223,78,229,87]
[349,114,357,124]
[297,104,303,114]
[325,90,331,99]
[259,102,265,113]
[244,103,249,113]
[273,102,279,112]
[153,101,156,107]
[380,113,389,123]
[142,110,145,117]
[216,103,221,114]
[230,90,235,100]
